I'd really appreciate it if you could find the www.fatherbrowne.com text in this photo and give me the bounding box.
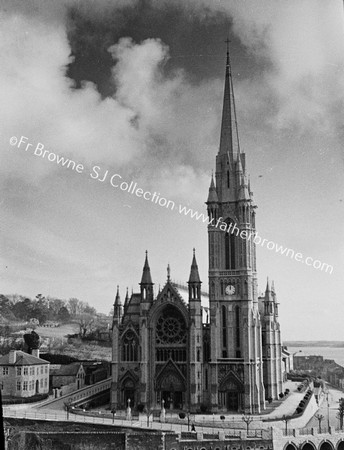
[9,135,334,275]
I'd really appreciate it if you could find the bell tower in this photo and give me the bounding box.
[207,42,265,413]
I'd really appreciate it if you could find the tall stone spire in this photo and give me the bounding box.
[219,38,233,159]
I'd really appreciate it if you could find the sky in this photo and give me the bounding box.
[1,0,344,341]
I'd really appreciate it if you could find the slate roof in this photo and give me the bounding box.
[122,293,141,324]
[50,362,83,377]
[0,351,49,366]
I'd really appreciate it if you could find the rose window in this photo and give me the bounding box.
[156,307,186,345]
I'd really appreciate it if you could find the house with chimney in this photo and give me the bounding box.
[0,349,50,398]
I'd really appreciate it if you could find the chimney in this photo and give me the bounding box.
[9,350,16,364]
[32,349,40,358]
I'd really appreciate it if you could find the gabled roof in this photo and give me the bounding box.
[50,362,83,376]
[0,351,49,366]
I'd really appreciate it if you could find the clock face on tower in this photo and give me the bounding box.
[225,284,235,295]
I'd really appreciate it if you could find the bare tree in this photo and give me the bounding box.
[242,415,253,433]
[68,298,81,316]
[315,413,324,433]
[76,313,95,337]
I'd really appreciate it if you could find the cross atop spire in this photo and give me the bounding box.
[167,264,171,282]
[225,37,230,70]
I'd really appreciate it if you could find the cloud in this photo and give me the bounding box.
[151,0,344,133]
[0,8,221,199]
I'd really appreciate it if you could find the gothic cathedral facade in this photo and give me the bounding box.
[111,49,283,414]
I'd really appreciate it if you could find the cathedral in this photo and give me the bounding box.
[111,48,284,414]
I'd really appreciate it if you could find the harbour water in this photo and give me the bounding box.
[288,346,344,367]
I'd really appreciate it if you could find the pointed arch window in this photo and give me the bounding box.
[225,220,236,270]
[235,306,240,351]
[222,305,227,357]
[121,330,138,362]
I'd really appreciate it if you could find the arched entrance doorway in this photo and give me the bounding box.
[154,303,188,409]
[120,377,137,408]
[218,372,244,411]
[157,367,186,410]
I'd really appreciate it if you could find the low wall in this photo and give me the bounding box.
[39,378,111,409]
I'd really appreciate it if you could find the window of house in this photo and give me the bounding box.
[40,366,43,374]
[45,366,48,374]
[37,367,39,375]
[44,379,47,388]
[2,367,9,376]
[23,367,28,375]
[40,379,43,387]
[17,367,22,376]
[30,367,35,375]
[16,381,21,391]
[23,381,28,391]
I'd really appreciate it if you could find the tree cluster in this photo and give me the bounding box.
[0,293,97,326]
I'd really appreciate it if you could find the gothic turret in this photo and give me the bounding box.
[124,287,129,311]
[188,248,203,409]
[188,248,201,300]
[113,285,123,320]
[140,251,154,303]
[264,278,274,316]
[271,280,279,317]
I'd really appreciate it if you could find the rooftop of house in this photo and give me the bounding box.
[0,350,49,366]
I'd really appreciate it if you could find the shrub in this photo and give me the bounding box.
[268,397,273,404]
[200,403,209,413]
[179,412,186,419]
[137,404,145,413]
[279,392,284,399]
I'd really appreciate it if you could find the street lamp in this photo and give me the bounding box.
[111,408,116,424]
[282,415,289,434]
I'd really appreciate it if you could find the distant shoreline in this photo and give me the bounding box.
[284,341,344,348]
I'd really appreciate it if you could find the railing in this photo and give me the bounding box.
[282,429,295,437]
[225,430,242,438]
[298,428,314,436]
